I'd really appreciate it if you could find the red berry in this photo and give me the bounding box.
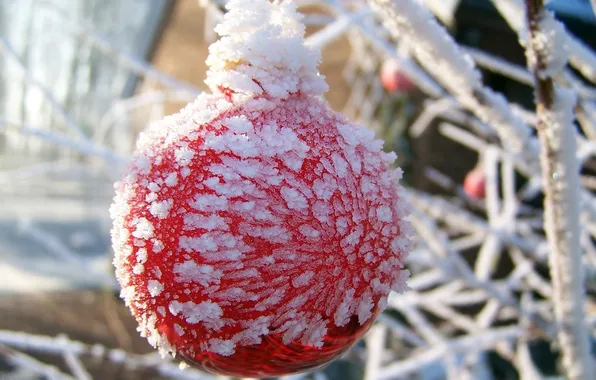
[463,168,486,199]
[110,1,412,377]
[380,59,416,94]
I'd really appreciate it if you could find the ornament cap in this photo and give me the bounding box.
[205,0,328,99]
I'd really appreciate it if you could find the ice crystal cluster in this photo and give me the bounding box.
[110,0,411,366]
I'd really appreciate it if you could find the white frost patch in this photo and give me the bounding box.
[334,289,355,327]
[169,300,223,326]
[132,218,154,239]
[280,186,308,210]
[254,287,287,311]
[152,240,165,253]
[357,292,374,325]
[312,200,331,224]
[174,323,185,337]
[148,280,163,297]
[301,315,327,348]
[299,225,320,238]
[165,172,178,186]
[149,199,173,219]
[175,146,196,166]
[331,152,349,177]
[179,235,219,252]
[292,270,315,287]
[222,115,253,134]
[135,154,151,174]
[173,260,223,286]
[220,156,262,177]
[206,134,259,158]
[189,194,228,212]
[337,124,360,145]
[391,269,411,293]
[376,205,393,222]
[313,176,337,201]
[209,338,235,356]
[136,248,148,264]
[183,214,228,231]
[336,217,349,234]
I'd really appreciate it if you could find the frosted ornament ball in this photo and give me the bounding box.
[110,0,413,377]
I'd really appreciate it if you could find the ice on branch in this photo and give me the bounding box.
[525,10,568,79]
[205,0,328,99]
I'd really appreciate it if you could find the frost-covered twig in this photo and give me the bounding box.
[329,0,445,97]
[377,326,523,380]
[524,1,593,378]
[305,8,371,49]
[0,331,214,380]
[491,0,596,84]
[0,344,76,380]
[363,324,386,380]
[19,220,119,291]
[368,0,535,159]
[0,119,128,166]
[56,335,92,380]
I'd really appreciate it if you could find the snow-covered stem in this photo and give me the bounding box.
[524,1,593,378]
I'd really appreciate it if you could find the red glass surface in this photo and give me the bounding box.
[178,312,377,378]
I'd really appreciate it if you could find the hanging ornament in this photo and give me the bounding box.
[110,0,413,377]
[463,166,487,199]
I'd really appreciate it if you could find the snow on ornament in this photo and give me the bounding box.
[110,0,413,377]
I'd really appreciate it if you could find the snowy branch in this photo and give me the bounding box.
[523,1,593,378]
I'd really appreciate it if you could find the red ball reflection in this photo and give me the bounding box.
[177,312,377,378]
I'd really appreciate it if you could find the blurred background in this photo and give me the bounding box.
[1,0,595,379]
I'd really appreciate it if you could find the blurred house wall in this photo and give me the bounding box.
[0,0,168,163]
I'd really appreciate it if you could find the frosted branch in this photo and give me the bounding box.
[524,1,593,378]
[377,327,523,380]
[491,0,596,84]
[0,119,128,166]
[0,331,214,380]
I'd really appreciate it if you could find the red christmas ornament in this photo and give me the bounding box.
[463,167,487,199]
[380,59,416,94]
[111,1,413,378]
